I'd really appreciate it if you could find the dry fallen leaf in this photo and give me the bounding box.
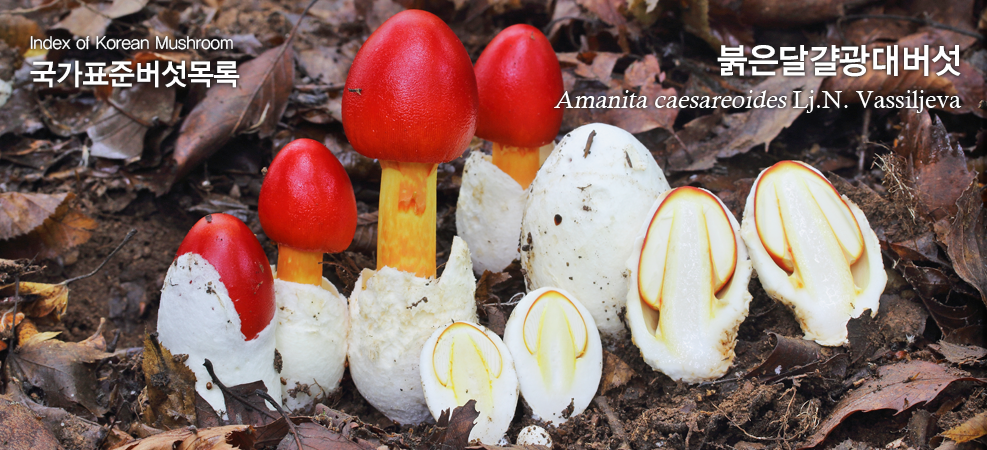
[745,332,825,380]
[173,43,294,182]
[0,395,63,450]
[935,183,987,307]
[141,333,197,429]
[930,341,987,366]
[659,65,823,172]
[738,0,874,27]
[0,192,97,260]
[55,0,149,38]
[6,321,113,417]
[109,425,254,450]
[88,83,176,162]
[276,422,376,450]
[428,400,480,450]
[942,411,987,444]
[0,14,44,55]
[0,281,68,325]
[601,350,635,394]
[801,360,987,449]
[891,110,975,222]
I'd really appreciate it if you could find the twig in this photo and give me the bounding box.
[857,107,871,173]
[839,14,984,41]
[255,389,303,450]
[594,396,631,450]
[61,229,137,285]
[230,0,320,135]
[202,359,278,420]
[583,130,596,158]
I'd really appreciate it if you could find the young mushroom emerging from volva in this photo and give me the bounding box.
[258,138,357,413]
[158,213,280,414]
[342,10,479,424]
[504,287,602,424]
[626,187,753,382]
[521,123,670,335]
[740,160,886,346]
[420,321,518,445]
[457,24,564,274]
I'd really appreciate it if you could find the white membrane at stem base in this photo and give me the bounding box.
[157,253,281,415]
[347,236,478,425]
[503,287,602,424]
[521,123,670,335]
[457,151,526,275]
[625,189,753,383]
[420,321,519,445]
[272,275,349,413]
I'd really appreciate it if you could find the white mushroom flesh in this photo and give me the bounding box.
[348,236,478,424]
[158,253,281,415]
[626,187,753,382]
[504,287,602,424]
[740,160,886,346]
[521,123,670,335]
[272,275,348,413]
[421,321,518,445]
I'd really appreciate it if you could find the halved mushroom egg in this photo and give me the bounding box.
[503,287,602,424]
[740,160,886,346]
[626,187,753,382]
[420,321,518,445]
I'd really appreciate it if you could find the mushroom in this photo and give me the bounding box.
[625,187,753,382]
[420,321,518,445]
[503,287,601,424]
[740,160,886,346]
[457,25,564,274]
[341,10,479,424]
[517,425,553,448]
[157,213,280,413]
[520,123,671,335]
[257,138,357,413]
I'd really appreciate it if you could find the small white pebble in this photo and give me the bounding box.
[517,425,552,448]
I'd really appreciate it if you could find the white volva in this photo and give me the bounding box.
[740,161,886,346]
[421,321,519,445]
[272,274,348,413]
[348,237,478,424]
[521,123,670,335]
[503,287,602,424]
[517,425,553,448]
[456,151,527,275]
[626,187,753,383]
[158,253,281,414]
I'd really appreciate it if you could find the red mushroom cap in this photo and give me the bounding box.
[474,24,564,148]
[176,214,275,340]
[342,10,478,164]
[258,139,358,253]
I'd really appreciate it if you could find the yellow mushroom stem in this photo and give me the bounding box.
[276,244,324,286]
[378,160,437,278]
[491,142,540,189]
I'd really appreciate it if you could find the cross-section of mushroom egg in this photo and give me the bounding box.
[626,187,753,383]
[740,160,886,346]
[503,287,601,424]
[421,321,518,445]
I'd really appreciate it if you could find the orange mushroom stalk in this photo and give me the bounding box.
[474,25,564,189]
[342,11,478,278]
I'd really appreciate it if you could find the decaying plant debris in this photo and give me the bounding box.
[0,0,985,448]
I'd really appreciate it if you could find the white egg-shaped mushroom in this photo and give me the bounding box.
[503,287,602,424]
[517,425,553,448]
[626,187,753,382]
[740,161,886,346]
[421,321,519,445]
[521,123,670,335]
[271,274,348,413]
[348,236,478,425]
[157,214,281,415]
[456,150,527,275]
